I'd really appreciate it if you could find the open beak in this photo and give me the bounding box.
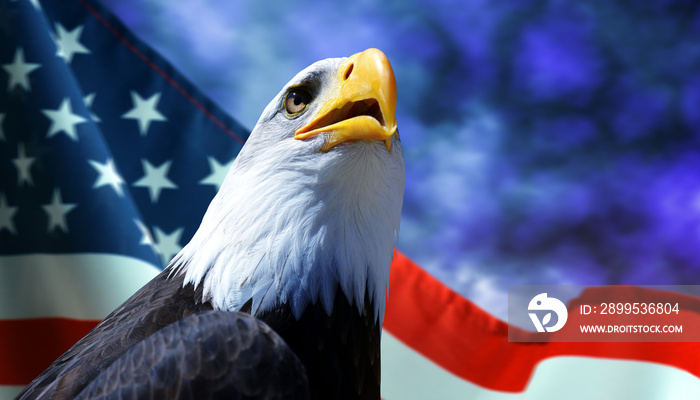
[294,48,397,152]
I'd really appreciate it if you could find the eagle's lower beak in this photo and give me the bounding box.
[295,48,398,152]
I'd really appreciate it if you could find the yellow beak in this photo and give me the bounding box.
[294,48,397,152]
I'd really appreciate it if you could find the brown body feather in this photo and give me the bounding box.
[16,267,380,400]
[16,268,211,399]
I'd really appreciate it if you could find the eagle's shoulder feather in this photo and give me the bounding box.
[75,310,309,400]
[16,267,211,400]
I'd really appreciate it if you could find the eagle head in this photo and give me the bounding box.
[173,48,405,323]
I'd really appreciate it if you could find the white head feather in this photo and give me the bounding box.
[171,56,405,323]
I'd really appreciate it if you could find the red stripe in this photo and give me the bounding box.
[0,318,99,385]
[383,252,700,392]
[76,0,246,145]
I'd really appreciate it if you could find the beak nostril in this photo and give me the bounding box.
[343,63,354,81]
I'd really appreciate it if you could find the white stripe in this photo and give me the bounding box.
[0,254,160,320]
[0,385,23,398]
[381,332,700,399]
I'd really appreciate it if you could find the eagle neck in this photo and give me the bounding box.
[173,134,403,327]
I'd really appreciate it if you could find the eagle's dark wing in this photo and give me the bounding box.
[16,268,213,400]
[75,310,310,400]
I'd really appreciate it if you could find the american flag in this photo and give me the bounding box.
[3,1,700,399]
[0,0,247,395]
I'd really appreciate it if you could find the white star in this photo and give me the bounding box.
[153,226,183,265]
[84,93,100,122]
[0,113,5,141]
[88,159,125,196]
[122,91,166,135]
[42,188,77,232]
[133,160,177,203]
[55,23,90,63]
[43,98,87,141]
[0,194,18,234]
[3,48,41,92]
[199,156,234,191]
[12,143,35,186]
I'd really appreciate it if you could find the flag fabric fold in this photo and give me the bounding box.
[0,0,246,395]
[382,252,700,399]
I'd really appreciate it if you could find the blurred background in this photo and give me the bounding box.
[99,0,700,321]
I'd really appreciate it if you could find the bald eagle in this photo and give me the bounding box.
[16,48,405,400]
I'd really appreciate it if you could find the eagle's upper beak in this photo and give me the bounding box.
[295,48,398,152]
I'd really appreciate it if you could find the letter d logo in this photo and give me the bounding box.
[528,293,568,333]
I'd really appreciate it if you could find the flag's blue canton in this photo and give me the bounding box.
[0,0,249,268]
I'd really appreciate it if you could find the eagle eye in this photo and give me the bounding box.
[285,88,312,116]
